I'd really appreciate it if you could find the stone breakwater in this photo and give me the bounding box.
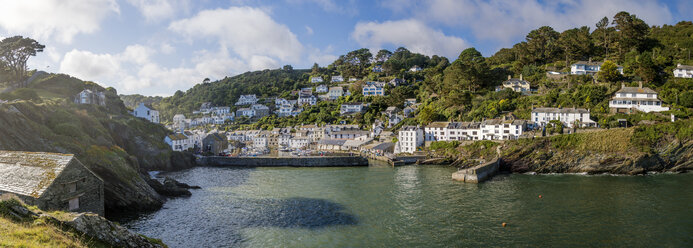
[452,158,500,183]
[197,156,370,167]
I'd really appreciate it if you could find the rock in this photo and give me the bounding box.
[164,177,201,189]
[145,177,193,197]
[68,213,165,248]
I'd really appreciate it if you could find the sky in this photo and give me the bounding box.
[0,0,691,96]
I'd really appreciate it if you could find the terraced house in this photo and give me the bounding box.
[0,151,105,216]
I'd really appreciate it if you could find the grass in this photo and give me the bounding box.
[0,198,109,248]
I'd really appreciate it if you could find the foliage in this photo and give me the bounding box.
[598,60,621,82]
[0,36,44,86]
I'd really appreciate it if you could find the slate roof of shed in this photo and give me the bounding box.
[0,151,74,198]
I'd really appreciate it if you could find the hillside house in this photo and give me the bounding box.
[328,87,344,100]
[673,64,693,78]
[363,83,385,96]
[331,75,344,82]
[133,103,160,123]
[570,61,623,75]
[310,76,324,83]
[235,94,258,106]
[298,94,317,106]
[251,104,270,117]
[396,126,423,154]
[389,78,404,87]
[165,133,190,151]
[409,65,422,72]
[496,75,531,94]
[373,65,383,72]
[609,83,669,113]
[74,89,105,106]
[340,103,365,115]
[316,85,328,93]
[236,108,255,118]
[0,151,104,216]
[531,107,596,128]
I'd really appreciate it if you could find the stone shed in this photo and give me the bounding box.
[0,151,105,216]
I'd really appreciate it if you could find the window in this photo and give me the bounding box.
[68,197,79,211]
[67,183,76,193]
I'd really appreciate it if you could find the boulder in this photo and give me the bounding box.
[68,213,165,248]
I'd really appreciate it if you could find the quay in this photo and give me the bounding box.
[197,156,369,167]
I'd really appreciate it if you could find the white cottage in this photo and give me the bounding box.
[609,83,669,113]
[133,103,160,123]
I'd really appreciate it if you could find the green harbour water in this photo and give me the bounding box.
[124,166,693,247]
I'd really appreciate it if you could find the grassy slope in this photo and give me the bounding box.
[0,199,109,248]
[0,73,193,215]
[498,119,693,173]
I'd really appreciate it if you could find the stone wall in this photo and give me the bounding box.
[452,158,499,183]
[39,159,105,216]
[198,156,369,167]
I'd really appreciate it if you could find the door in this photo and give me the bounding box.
[69,197,79,211]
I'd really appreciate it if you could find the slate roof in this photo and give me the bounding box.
[426,122,449,128]
[616,86,657,94]
[0,151,74,198]
[167,133,188,141]
[317,139,347,146]
[532,107,590,113]
[675,64,693,70]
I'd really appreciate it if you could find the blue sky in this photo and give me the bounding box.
[0,0,691,96]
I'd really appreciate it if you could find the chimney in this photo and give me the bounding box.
[507,75,511,80]
[621,83,625,89]
[588,57,592,63]
[638,82,642,88]
[520,74,523,81]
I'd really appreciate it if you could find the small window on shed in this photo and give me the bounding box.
[67,183,76,193]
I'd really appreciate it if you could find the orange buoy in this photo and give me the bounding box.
[538,195,543,198]
[502,222,507,227]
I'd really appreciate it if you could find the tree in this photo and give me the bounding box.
[203,78,210,84]
[598,60,621,83]
[375,49,392,62]
[524,26,560,64]
[612,11,649,57]
[558,26,592,66]
[443,48,489,92]
[283,65,293,71]
[594,17,611,58]
[311,63,320,74]
[0,36,44,87]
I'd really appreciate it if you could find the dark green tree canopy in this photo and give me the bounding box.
[0,36,44,86]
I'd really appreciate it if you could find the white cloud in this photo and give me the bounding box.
[58,44,276,95]
[305,26,314,35]
[0,0,119,44]
[169,6,304,62]
[351,19,468,59]
[381,0,674,45]
[307,46,338,66]
[126,0,190,22]
[160,43,175,54]
[286,0,357,15]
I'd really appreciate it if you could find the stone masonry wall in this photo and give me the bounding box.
[198,156,369,167]
[39,159,105,216]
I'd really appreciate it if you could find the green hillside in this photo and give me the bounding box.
[0,72,194,216]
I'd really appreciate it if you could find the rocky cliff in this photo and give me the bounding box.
[0,197,166,247]
[0,73,196,216]
[498,119,693,174]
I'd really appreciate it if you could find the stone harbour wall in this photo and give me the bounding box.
[197,156,369,167]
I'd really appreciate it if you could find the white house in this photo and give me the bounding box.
[496,75,531,93]
[445,122,482,141]
[673,64,693,78]
[165,133,191,151]
[388,114,404,128]
[404,98,417,107]
[340,103,364,115]
[373,65,383,73]
[349,77,359,82]
[289,137,310,149]
[363,83,385,96]
[409,65,422,72]
[74,89,105,105]
[310,76,323,83]
[253,135,268,149]
[396,126,423,153]
[328,87,344,100]
[298,94,317,106]
[389,78,404,87]
[571,61,624,75]
[316,85,328,93]
[331,75,344,82]
[424,122,448,141]
[133,103,160,123]
[609,83,669,113]
[479,119,526,140]
[211,106,231,116]
[235,94,258,106]
[531,107,596,128]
